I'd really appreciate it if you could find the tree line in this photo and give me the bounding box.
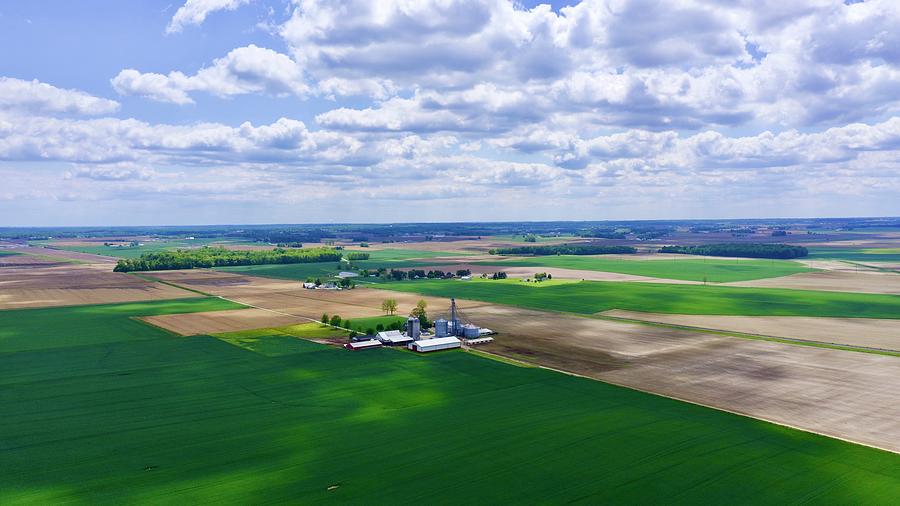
[658,243,808,259]
[112,246,343,272]
[489,245,636,255]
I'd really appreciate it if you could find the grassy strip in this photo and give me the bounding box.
[465,348,538,367]
[130,272,216,296]
[478,255,813,282]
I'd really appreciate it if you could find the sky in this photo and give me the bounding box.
[1,0,899,226]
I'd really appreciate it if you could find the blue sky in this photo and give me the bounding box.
[1,0,898,225]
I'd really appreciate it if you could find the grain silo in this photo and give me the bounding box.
[461,323,480,339]
[407,316,421,340]
[434,318,449,338]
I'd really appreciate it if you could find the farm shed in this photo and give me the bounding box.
[408,336,461,353]
[377,330,413,346]
[344,340,382,351]
[465,337,494,346]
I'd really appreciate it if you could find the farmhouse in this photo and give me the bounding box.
[408,336,461,353]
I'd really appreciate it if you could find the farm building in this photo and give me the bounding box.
[344,340,382,351]
[465,337,494,346]
[408,336,461,353]
[376,330,413,346]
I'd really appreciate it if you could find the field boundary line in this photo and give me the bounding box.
[593,313,900,357]
[466,347,900,456]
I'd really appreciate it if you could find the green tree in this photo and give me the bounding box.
[381,298,398,315]
[321,313,329,324]
[329,315,342,327]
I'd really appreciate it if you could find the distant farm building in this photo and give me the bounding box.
[408,336,461,353]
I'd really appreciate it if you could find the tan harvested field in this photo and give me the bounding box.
[142,308,305,336]
[145,270,488,321]
[727,269,900,295]
[12,246,118,264]
[602,310,900,351]
[141,269,900,452]
[0,255,194,309]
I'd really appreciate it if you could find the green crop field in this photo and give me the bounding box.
[807,247,900,263]
[479,255,813,282]
[337,315,406,334]
[2,299,898,503]
[0,298,243,353]
[215,261,342,280]
[0,250,20,257]
[375,278,900,318]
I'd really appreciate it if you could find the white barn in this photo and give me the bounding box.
[376,330,413,346]
[344,339,382,351]
[408,336,461,353]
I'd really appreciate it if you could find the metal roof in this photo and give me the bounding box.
[377,330,412,343]
[348,340,382,349]
[413,336,461,347]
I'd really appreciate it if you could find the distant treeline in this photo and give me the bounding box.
[489,245,636,255]
[113,247,343,272]
[658,243,808,259]
[344,252,370,261]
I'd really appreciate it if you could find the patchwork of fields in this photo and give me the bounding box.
[2,298,898,503]
[375,278,900,318]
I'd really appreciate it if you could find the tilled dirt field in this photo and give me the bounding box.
[602,310,900,351]
[457,303,900,453]
[144,269,900,453]
[727,269,900,294]
[142,308,305,336]
[0,255,194,309]
[11,246,119,264]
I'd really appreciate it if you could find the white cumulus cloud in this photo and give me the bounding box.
[167,0,250,34]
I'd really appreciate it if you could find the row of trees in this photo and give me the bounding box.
[658,243,808,259]
[382,268,470,281]
[489,245,636,256]
[112,246,343,272]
